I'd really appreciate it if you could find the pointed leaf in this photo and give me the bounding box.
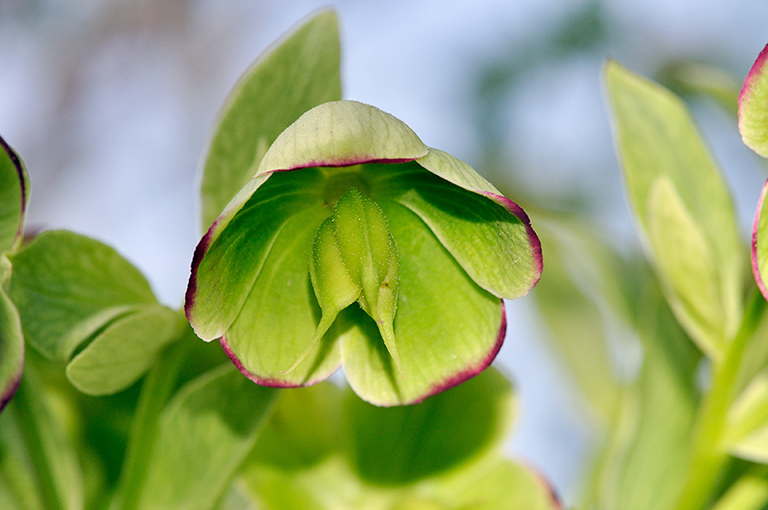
[341,202,504,406]
[201,9,342,228]
[0,285,23,412]
[739,43,768,157]
[8,230,156,360]
[66,304,182,395]
[0,136,29,254]
[606,61,745,358]
[134,364,277,510]
[726,371,768,463]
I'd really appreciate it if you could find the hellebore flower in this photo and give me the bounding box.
[185,100,542,406]
[739,42,768,300]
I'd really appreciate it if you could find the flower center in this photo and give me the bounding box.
[322,167,370,208]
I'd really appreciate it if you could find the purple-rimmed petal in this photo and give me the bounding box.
[340,202,506,406]
[0,285,24,412]
[739,43,768,157]
[752,179,768,299]
[256,101,429,175]
[0,135,29,254]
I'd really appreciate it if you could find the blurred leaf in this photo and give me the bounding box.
[0,136,28,254]
[241,370,560,509]
[132,364,277,510]
[726,371,768,462]
[532,217,635,422]
[605,61,746,359]
[0,366,84,510]
[200,9,342,228]
[0,285,23,412]
[587,283,700,510]
[65,305,182,396]
[658,61,741,119]
[711,465,768,510]
[9,230,157,361]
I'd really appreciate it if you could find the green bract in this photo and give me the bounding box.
[0,135,28,412]
[186,100,541,406]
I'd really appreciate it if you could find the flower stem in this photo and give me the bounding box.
[676,291,766,510]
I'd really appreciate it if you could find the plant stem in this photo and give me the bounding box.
[109,324,193,510]
[676,291,766,510]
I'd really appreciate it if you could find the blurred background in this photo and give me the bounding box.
[2,0,768,502]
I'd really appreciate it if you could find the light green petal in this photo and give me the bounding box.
[739,44,768,157]
[340,202,504,406]
[187,170,324,341]
[0,137,28,254]
[374,163,540,300]
[222,205,341,386]
[0,286,23,411]
[257,101,429,175]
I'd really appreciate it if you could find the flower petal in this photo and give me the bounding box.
[220,205,341,387]
[257,101,429,174]
[340,201,505,406]
[0,284,23,412]
[739,43,768,157]
[372,160,541,299]
[186,170,325,340]
[0,135,29,254]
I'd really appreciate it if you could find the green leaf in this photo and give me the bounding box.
[0,366,84,510]
[65,305,182,395]
[605,60,745,359]
[726,371,768,462]
[9,230,157,361]
[200,9,342,229]
[341,202,504,406]
[0,136,29,254]
[134,364,277,510]
[739,43,768,157]
[0,285,22,412]
[240,371,560,510]
[531,218,628,422]
[586,283,699,510]
[345,367,514,484]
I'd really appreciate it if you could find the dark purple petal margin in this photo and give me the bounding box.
[407,300,507,406]
[481,191,544,286]
[0,134,28,246]
[259,156,419,175]
[752,179,768,300]
[220,335,341,388]
[739,42,768,111]
[0,360,22,413]
[184,216,220,321]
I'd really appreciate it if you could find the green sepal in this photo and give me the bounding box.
[0,136,29,254]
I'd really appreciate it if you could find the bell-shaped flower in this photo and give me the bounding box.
[185,100,542,406]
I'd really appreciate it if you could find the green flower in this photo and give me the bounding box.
[185,100,541,406]
[0,135,29,412]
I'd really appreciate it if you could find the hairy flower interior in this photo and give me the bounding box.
[282,184,404,377]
